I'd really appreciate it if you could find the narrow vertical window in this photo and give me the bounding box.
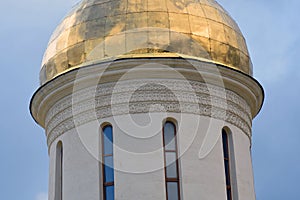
[102,125,114,200]
[55,141,63,200]
[163,121,181,200]
[222,129,232,200]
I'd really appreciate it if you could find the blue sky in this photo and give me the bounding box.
[0,0,299,199]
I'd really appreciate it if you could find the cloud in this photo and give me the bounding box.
[36,193,48,200]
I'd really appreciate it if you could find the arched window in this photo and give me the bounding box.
[102,125,114,200]
[55,141,63,200]
[222,128,232,200]
[163,121,181,200]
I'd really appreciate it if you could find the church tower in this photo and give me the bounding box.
[30,0,264,200]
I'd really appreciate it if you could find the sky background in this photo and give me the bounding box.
[0,0,299,199]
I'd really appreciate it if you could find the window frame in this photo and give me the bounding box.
[101,125,114,200]
[222,128,233,200]
[163,121,181,200]
[55,141,63,200]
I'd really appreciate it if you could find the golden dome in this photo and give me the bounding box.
[40,0,252,85]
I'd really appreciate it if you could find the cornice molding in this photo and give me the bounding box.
[30,58,263,147]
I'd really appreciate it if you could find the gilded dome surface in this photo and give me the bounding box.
[40,0,252,85]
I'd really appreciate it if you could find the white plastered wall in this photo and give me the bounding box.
[48,113,255,200]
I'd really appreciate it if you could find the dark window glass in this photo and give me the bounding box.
[163,121,180,200]
[103,126,113,155]
[222,131,229,158]
[222,129,232,200]
[224,160,230,186]
[164,122,176,151]
[105,186,114,200]
[55,142,63,200]
[102,125,114,200]
[227,189,232,200]
[166,152,177,178]
[167,182,179,200]
[103,162,114,183]
[104,156,114,167]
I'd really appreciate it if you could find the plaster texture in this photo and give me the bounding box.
[30,58,263,200]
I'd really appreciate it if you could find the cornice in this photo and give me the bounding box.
[30,57,263,146]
